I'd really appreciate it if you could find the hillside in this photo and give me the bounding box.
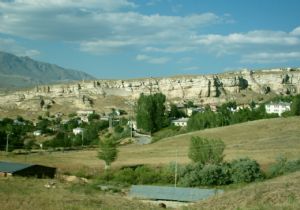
[0,51,95,89]
[1,117,299,173]
[189,171,300,210]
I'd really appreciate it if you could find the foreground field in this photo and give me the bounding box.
[0,171,299,210]
[1,116,300,174]
[0,176,158,210]
[189,171,300,210]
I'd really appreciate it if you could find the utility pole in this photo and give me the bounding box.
[6,133,11,153]
[175,148,178,188]
[81,129,84,147]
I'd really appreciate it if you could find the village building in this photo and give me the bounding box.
[265,101,291,116]
[171,118,189,127]
[72,127,84,135]
[76,110,95,122]
[0,161,56,178]
[33,130,42,136]
[187,107,204,116]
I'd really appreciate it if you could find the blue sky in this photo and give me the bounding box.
[1,0,300,79]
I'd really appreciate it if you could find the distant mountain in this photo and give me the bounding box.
[0,51,95,89]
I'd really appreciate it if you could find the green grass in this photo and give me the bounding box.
[0,176,159,210]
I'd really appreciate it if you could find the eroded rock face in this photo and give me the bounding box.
[1,68,300,111]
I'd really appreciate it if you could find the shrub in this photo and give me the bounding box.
[113,168,136,184]
[135,166,160,184]
[180,163,231,187]
[267,155,300,178]
[230,158,263,183]
[199,164,224,185]
[179,163,204,187]
[188,136,225,164]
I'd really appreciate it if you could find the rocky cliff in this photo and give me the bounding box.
[1,68,300,114]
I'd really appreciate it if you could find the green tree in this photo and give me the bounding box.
[169,103,186,118]
[188,136,225,164]
[98,138,118,170]
[136,93,167,133]
[291,94,300,116]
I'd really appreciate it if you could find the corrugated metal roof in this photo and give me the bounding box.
[0,161,33,173]
[129,185,223,202]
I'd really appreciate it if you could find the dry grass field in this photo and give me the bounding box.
[1,116,300,174]
[0,176,159,210]
[189,171,300,210]
[1,117,300,210]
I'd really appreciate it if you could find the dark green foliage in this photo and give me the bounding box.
[114,125,124,133]
[198,164,230,185]
[179,163,231,187]
[113,168,136,184]
[111,165,171,185]
[88,113,100,121]
[267,155,300,178]
[169,103,186,119]
[135,166,161,184]
[230,158,263,183]
[188,136,225,164]
[136,93,167,133]
[187,102,276,132]
[291,94,300,116]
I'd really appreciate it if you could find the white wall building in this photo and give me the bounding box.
[33,130,42,136]
[171,118,189,127]
[187,107,204,117]
[265,102,291,116]
[73,127,84,135]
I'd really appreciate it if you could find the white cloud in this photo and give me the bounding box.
[196,30,300,46]
[241,52,300,63]
[291,26,300,36]
[0,0,221,53]
[136,54,170,64]
[0,38,40,57]
[182,66,202,71]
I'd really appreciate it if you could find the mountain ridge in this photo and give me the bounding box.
[0,51,95,89]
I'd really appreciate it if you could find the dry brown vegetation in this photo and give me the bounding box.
[188,171,300,210]
[0,176,159,210]
[1,117,300,209]
[1,116,300,174]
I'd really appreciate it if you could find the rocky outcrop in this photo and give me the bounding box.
[0,68,300,112]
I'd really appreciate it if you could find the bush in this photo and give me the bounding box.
[188,136,225,164]
[267,155,300,178]
[179,163,203,187]
[113,168,136,184]
[199,164,224,185]
[230,158,263,183]
[179,163,231,187]
[135,166,160,184]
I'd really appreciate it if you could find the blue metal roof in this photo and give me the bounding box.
[129,185,223,202]
[0,161,33,173]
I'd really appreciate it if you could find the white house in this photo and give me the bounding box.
[187,107,204,117]
[33,130,42,136]
[171,118,189,127]
[128,120,137,130]
[265,102,291,116]
[76,110,95,122]
[73,127,84,135]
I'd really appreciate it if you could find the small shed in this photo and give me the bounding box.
[129,185,223,202]
[0,161,56,178]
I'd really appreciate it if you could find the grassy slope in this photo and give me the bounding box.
[1,117,300,173]
[188,171,300,210]
[0,177,159,210]
[117,116,300,168]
